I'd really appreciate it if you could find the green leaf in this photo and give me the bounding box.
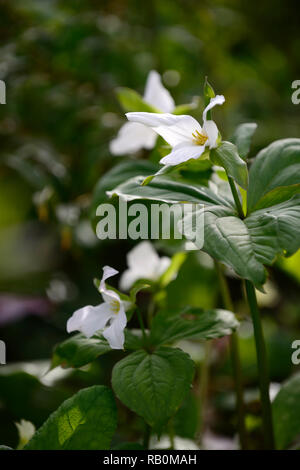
[210,141,249,190]
[91,160,159,216]
[112,347,194,429]
[25,386,117,450]
[202,207,267,287]
[245,195,300,258]
[129,280,151,303]
[247,138,300,212]
[52,330,142,369]
[116,87,159,113]
[150,307,239,346]
[108,175,234,209]
[0,445,13,450]
[273,373,300,449]
[231,123,257,159]
[52,333,111,369]
[173,392,198,439]
[141,153,212,186]
[204,77,215,105]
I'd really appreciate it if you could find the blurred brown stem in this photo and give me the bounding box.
[214,260,248,450]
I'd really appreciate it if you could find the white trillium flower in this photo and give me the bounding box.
[109,70,175,155]
[67,266,130,349]
[15,419,36,448]
[120,241,171,291]
[126,94,225,166]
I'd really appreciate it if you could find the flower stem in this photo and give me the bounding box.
[198,340,211,441]
[245,280,275,449]
[228,176,244,219]
[143,423,151,449]
[136,308,147,344]
[214,260,248,450]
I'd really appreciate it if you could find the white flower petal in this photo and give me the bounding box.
[119,241,171,290]
[119,269,141,291]
[157,256,172,277]
[109,121,157,155]
[202,120,219,148]
[160,143,205,166]
[143,70,175,113]
[103,308,127,349]
[67,303,113,338]
[203,95,225,122]
[99,265,121,305]
[128,241,160,269]
[126,112,201,147]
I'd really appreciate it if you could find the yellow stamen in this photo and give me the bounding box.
[110,299,120,314]
[192,130,208,146]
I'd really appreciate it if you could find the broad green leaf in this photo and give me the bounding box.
[273,373,300,449]
[142,153,212,186]
[25,386,117,450]
[210,141,249,190]
[202,208,267,287]
[92,160,158,215]
[52,331,142,369]
[150,307,239,345]
[248,138,300,212]
[116,87,159,113]
[173,392,198,439]
[202,198,300,288]
[0,445,13,450]
[252,183,300,211]
[231,123,257,159]
[112,347,194,429]
[108,175,234,209]
[245,195,300,258]
[52,333,111,369]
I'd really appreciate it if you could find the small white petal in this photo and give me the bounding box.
[126,112,201,147]
[160,143,205,166]
[67,304,113,338]
[119,241,171,290]
[100,266,121,304]
[103,308,127,349]
[119,270,141,291]
[109,121,157,155]
[202,120,219,148]
[143,70,175,113]
[127,241,160,269]
[157,256,172,276]
[203,95,225,122]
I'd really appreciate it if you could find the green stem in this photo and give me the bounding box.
[214,261,248,450]
[147,297,155,328]
[198,340,211,440]
[143,423,151,450]
[228,176,244,219]
[136,308,147,344]
[245,280,275,449]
